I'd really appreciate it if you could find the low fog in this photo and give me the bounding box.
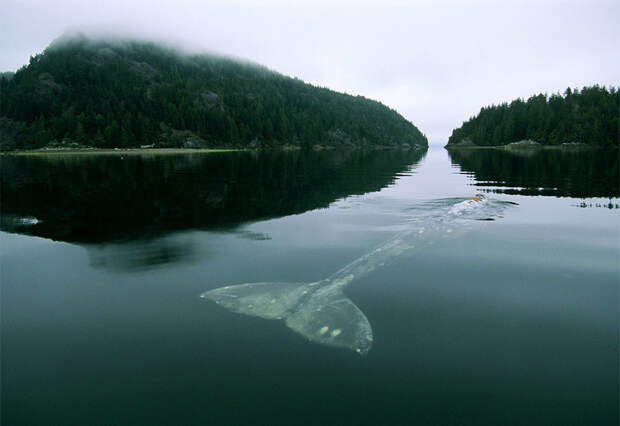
[2,0,618,144]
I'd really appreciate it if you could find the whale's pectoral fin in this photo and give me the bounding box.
[201,281,310,320]
[285,286,373,354]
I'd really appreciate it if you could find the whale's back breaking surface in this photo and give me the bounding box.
[448,194,488,216]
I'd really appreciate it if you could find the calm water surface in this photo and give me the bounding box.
[1,148,618,425]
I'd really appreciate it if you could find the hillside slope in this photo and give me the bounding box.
[0,35,427,151]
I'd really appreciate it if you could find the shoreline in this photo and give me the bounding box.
[443,144,613,151]
[1,147,250,156]
[2,144,429,156]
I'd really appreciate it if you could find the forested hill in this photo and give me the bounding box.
[446,86,618,148]
[0,35,427,151]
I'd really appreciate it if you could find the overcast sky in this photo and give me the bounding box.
[2,0,618,144]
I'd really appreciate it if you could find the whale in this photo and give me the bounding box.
[201,195,516,354]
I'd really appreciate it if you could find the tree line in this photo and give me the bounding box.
[446,86,619,148]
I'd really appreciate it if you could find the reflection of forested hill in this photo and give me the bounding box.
[0,149,425,243]
[448,148,619,198]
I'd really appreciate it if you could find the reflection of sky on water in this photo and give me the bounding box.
[2,148,618,426]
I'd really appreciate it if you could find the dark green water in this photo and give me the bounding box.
[1,148,618,425]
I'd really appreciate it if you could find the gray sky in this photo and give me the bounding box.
[2,0,618,144]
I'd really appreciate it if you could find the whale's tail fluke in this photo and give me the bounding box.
[201,281,373,354]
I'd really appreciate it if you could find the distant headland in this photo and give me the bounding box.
[445,86,618,149]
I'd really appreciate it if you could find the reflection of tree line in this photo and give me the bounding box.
[574,201,619,210]
[0,149,426,243]
[448,148,619,199]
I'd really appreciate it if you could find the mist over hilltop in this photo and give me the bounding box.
[0,34,427,151]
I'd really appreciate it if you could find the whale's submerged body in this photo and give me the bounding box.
[201,195,516,354]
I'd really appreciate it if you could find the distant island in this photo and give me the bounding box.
[446,86,618,149]
[0,34,427,151]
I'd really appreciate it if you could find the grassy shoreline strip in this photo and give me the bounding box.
[3,148,250,156]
